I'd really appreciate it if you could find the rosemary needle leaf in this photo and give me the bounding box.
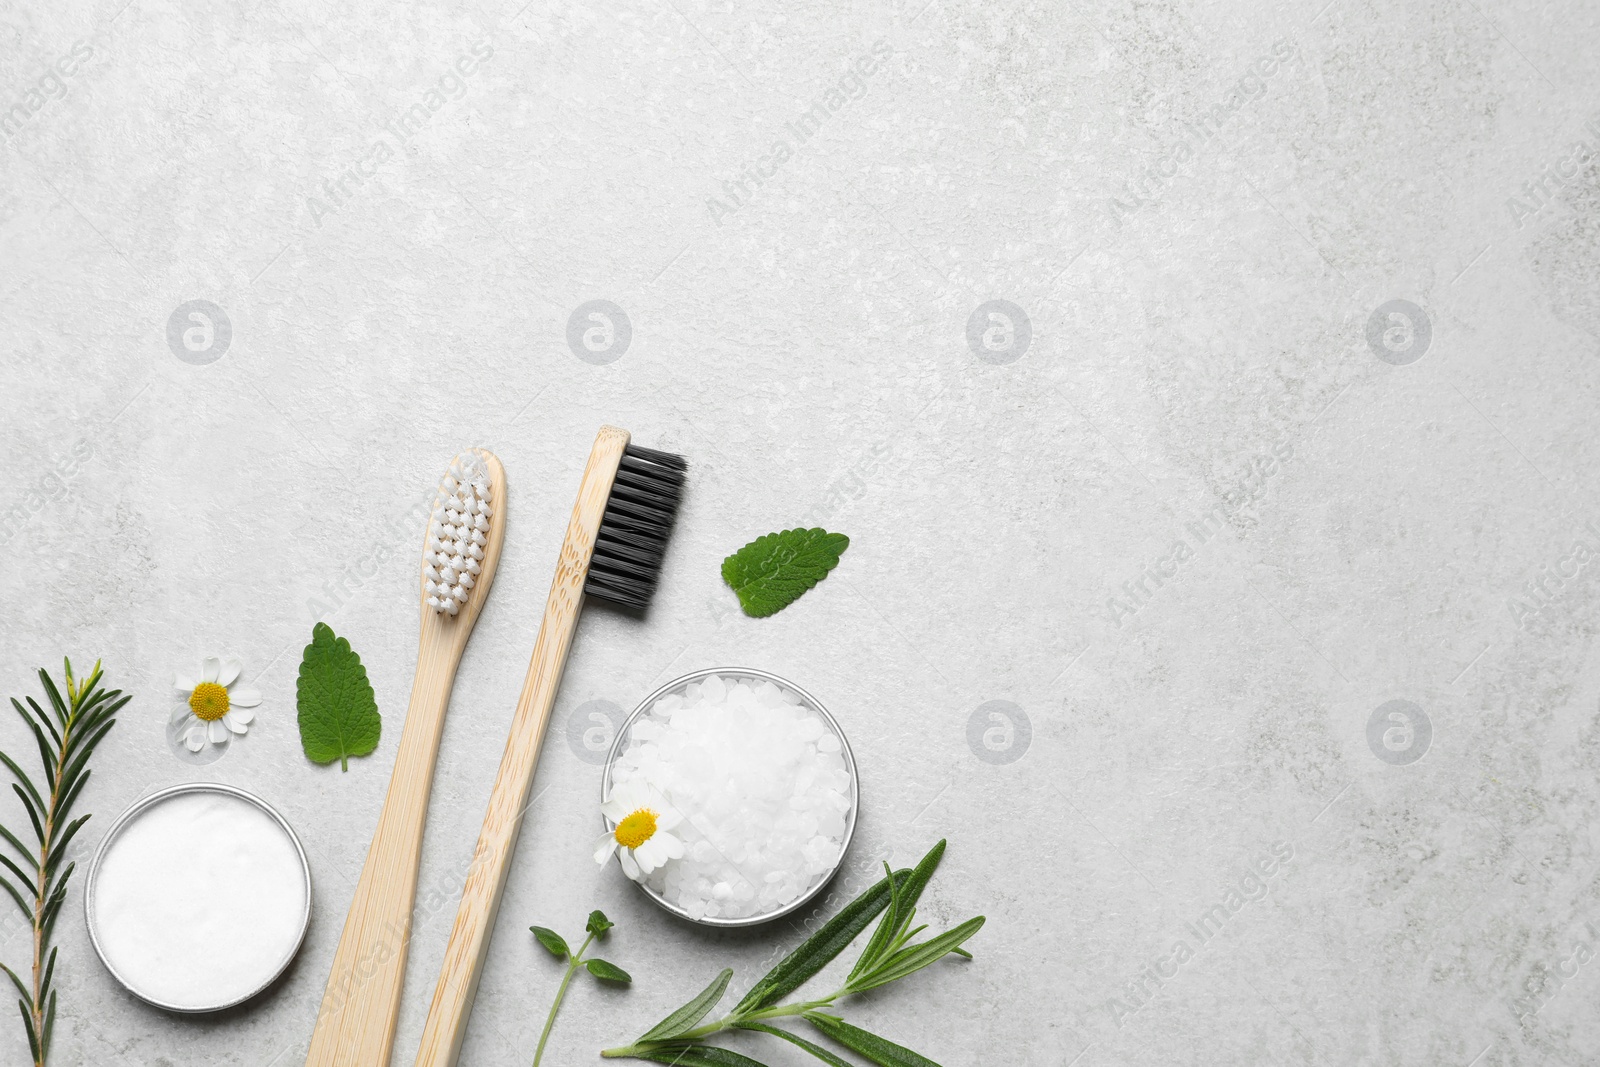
[737,1022,861,1067]
[0,854,31,896]
[635,1046,771,1067]
[862,840,945,977]
[637,968,733,1043]
[0,874,29,921]
[847,917,986,994]
[0,828,36,871]
[0,754,44,815]
[802,1014,941,1067]
[20,1000,38,1061]
[0,964,28,1005]
[733,869,907,1015]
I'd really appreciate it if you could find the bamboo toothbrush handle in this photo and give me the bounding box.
[306,450,508,1067]
[304,633,463,1067]
[414,426,630,1067]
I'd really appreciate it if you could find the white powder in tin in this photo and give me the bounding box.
[611,674,853,921]
[91,790,308,1010]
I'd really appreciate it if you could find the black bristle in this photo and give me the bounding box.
[584,442,687,610]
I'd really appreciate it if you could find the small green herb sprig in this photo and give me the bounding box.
[530,910,631,1067]
[602,839,981,1066]
[0,660,127,1067]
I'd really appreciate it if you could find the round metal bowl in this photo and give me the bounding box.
[84,782,313,1013]
[602,667,859,928]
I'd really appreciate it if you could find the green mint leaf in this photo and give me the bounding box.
[585,958,631,982]
[586,909,615,938]
[637,967,733,1043]
[803,1014,940,1067]
[295,622,381,772]
[530,926,570,959]
[721,528,849,618]
[733,868,907,1015]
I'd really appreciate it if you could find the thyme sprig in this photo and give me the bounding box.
[0,659,126,1067]
[530,909,631,1066]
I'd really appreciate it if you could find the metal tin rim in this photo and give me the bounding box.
[83,782,314,1014]
[602,667,860,928]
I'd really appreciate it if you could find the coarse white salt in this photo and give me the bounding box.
[610,674,854,921]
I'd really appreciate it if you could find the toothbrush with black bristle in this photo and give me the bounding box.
[414,426,685,1067]
[306,449,509,1067]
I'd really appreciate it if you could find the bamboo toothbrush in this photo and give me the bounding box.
[305,449,508,1067]
[413,426,686,1067]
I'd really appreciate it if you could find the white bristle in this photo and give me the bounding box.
[427,452,496,616]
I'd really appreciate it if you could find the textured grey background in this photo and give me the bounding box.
[3,0,1600,1063]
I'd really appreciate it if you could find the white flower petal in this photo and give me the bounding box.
[655,808,683,832]
[619,849,642,881]
[217,658,243,687]
[608,780,650,812]
[656,832,685,860]
[171,704,197,725]
[601,798,632,822]
[173,673,197,694]
[228,705,255,726]
[228,687,261,708]
[634,839,664,873]
[184,728,206,753]
[201,657,221,683]
[223,712,249,735]
[593,833,619,865]
[206,719,229,744]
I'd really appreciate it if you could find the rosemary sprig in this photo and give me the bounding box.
[601,839,982,1067]
[0,659,127,1067]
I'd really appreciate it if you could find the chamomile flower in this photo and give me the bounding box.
[172,656,260,752]
[594,780,685,881]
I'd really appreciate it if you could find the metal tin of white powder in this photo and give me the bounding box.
[84,782,312,1013]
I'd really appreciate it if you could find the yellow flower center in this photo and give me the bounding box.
[189,681,230,722]
[614,808,659,850]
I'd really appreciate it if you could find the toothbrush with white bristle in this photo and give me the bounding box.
[305,448,508,1067]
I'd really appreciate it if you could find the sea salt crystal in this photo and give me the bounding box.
[612,674,853,920]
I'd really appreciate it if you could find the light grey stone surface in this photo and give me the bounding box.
[4,0,1600,1063]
